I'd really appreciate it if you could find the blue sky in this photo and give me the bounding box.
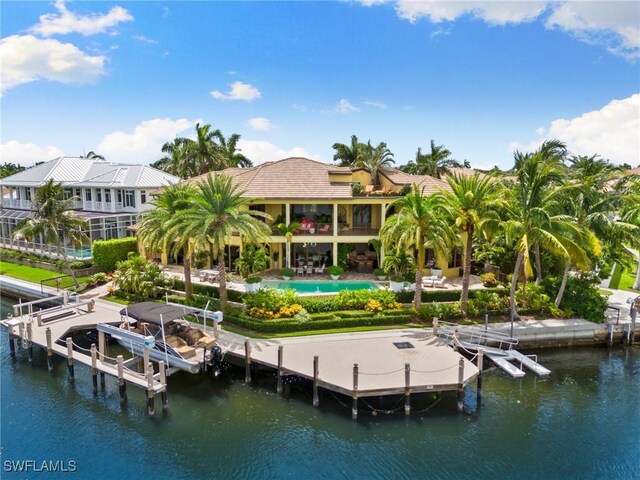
[1,1,639,170]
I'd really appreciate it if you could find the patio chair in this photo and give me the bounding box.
[364,185,375,195]
[306,265,314,275]
[421,276,435,288]
[314,264,325,275]
[433,276,447,288]
[296,266,304,277]
[318,224,330,234]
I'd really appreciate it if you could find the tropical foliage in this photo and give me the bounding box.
[400,140,464,178]
[112,253,173,298]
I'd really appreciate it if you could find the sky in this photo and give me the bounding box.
[1,0,639,171]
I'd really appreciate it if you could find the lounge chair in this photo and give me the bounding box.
[318,224,330,234]
[421,276,436,288]
[305,265,314,275]
[433,276,447,288]
[296,266,304,277]
[314,264,325,274]
[364,185,375,195]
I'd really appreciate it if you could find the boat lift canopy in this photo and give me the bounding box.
[120,302,198,325]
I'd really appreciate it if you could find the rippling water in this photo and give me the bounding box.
[1,295,639,479]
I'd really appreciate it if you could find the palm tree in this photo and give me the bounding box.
[380,184,456,308]
[173,174,272,312]
[137,183,198,299]
[441,172,504,316]
[214,131,252,168]
[503,152,591,322]
[13,179,89,288]
[620,177,640,289]
[190,123,223,173]
[276,222,301,269]
[332,135,365,167]
[81,151,105,160]
[401,141,460,178]
[358,141,395,186]
[152,138,193,178]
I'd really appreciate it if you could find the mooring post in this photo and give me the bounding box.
[18,322,25,348]
[66,337,74,382]
[8,331,16,358]
[277,345,283,395]
[313,355,319,408]
[624,323,631,345]
[457,357,464,413]
[607,323,614,346]
[404,363,411,416]
[477,348,484,406]
[146,362,155,416]
[26,322,33,364]
[117,355,127,404]
[159,361,168,411]
[452,329,459,352]
[143,347,150,374]
[352,363,359,420]
[98,330,106,389]
[432,317,438,337]
[45,327,53,371]
[244,339,252,384]
[91,343,98,394]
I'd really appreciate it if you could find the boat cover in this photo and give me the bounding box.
[120,302,198,325]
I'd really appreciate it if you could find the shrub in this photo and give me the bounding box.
[480,272,499,288]
[298,296,340,313]
[327,265,344,276]
[92,272,108,284]
[243,288,299,317]
[416,302,463,321]
[172,279,244,303]
[540,275,607,323]
[93,238,138,272]
[112,253,172,299]
[246,276,262,284]
[373,268,386,277]
[281,268,294,278]
[351,182,363,196]
[365,299,383,312]
[335,289,399,310]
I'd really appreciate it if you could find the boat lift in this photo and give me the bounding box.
[435,321,550,378]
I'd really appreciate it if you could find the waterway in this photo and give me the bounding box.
[1,294,639,479]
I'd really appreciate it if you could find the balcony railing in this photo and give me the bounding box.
[338,226,380,236]
[2,199,32,209]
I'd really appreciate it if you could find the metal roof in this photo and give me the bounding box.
[120,302,198,325]
[1,157,180,189]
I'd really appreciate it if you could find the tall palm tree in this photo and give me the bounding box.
[190,123,223,174]
[441,172,504,316]
[358,141,395,186]
[152,138,193,178]
[173,174,272,312]
[503,152,590,322]
[13,179,89,288]
[332,135,365,167]
[620,177,640,289]
[401,141,460,178]
[380,184,456,308]
[276,222,301,269]
[137,183,198,298]
[214,131,252,168]
[81,151,105,160]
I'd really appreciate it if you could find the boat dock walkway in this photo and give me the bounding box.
[215,327,481,417]
[2,293,168,413]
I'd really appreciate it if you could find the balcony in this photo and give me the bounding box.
[2,199,32,210]
[338,226,380,237]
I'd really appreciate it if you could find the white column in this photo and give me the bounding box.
[333,204,338,236]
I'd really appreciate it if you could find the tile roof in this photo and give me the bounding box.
[1,156,180,189]
[380,168,451,194]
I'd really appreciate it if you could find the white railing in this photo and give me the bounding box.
[2,199,32,209]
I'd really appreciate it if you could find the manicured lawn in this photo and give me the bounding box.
[0,260,89,290]
[618,268,639,292]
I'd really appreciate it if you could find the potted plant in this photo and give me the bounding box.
[327,265,344,280]
[245,275,262,293]
[281,268,294,281]
[373,268,387,280]
[389,275,404,292]
[403,271,416,291]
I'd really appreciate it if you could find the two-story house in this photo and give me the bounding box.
[0,156,180,259]
[184,157,464,277]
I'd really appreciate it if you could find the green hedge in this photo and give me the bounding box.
[172,279,244,303]
[395,287,507,303]
[0,248,92,270]
[92,238,138,272]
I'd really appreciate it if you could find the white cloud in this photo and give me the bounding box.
[509,94,640,166]
[336,99,360,113]
[247,117,275,131]
[29,0,133,37]
[210,81,261,101]
[0,35,106,93]
[364,100,387,109]
[132,35,157,45]
[378,1,638,60]
[546,2,639,60]
[395,0,547,25]
[0,140,65,167]
[97,118,198,164]
[237,140,320,164]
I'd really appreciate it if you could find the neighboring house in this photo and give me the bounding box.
[183,157,463,277]
[0,157,180,259]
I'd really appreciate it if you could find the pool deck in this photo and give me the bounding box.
[217,328,479,397]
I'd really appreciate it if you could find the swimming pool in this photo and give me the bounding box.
[262,280,379,294]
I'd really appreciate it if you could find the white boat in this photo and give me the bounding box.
[97,302,222,375]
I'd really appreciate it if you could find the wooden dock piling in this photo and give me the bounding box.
[352,363,359,420]
[146,363,155,416]
[277,345,283,395]
[457,357,464,412]
[45,327,53,371]
[159,361,168,411]
[66,337,74,382]
[404,363,411,416]
[244,340,252,384]
[26,322,33,364]
[313,356,319,408]
[607,323,614,346]
[18,322,25,348]
[476,348,484,406]
[91,344,98,394]
[98,331,106,389]
[117,355,127,404]
[8,333,16,358]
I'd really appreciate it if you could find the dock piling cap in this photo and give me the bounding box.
[143,336,156,349]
